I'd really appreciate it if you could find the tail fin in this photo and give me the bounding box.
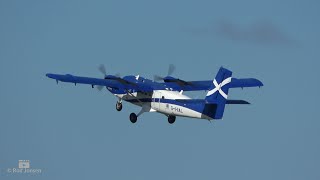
[204,67,232,119]
[205,67,232,103]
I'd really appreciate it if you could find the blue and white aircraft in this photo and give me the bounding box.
[46,65,263,124]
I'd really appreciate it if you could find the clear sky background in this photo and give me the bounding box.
[1,0,319,179]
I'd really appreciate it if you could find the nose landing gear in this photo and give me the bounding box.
[116,101,122,111]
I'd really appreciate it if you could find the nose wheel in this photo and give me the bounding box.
[129,113,137,123]
[168,115,176,124]
[116,102,122,111]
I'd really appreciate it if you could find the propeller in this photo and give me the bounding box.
[96,64,119,91]
[154,64,176,82]
[168,64,176,76]
[96,64,124,91]
[96,64,107,91]
[154,64,193,86]
[98,64,107,76]
[98,64,121,78]
[96,85,104,91]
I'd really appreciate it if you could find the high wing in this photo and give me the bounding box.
[46,73,155,92]
[46,73,263,92]
[47,73,125,88]
[160,78,263,91]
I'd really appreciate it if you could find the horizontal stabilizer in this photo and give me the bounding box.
[229,78,263,88]
[226,100,250,104]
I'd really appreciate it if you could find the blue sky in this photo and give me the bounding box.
[0,0,319,179]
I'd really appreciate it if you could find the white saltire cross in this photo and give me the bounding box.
[206,77,232,99]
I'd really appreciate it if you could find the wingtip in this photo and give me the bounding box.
[46,73,59,80]
[46,73,54,78]
[259,81,264,87]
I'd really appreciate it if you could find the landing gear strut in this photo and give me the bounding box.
[129,113,137,123]
[168,115,176,124]
[116,101,122,111]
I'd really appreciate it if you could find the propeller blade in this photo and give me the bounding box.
[98,64,121,78]
[154,75,164,82]
[98,64,107,76]
[114,73,121,78]
[168,64,176,76]
[154,64,176,82]
[96,85,104,91]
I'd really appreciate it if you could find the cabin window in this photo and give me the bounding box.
[162,96,165,99]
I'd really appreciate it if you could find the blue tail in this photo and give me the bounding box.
[204,67,232,119]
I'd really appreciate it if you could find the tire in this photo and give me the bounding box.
[116,102,122,111]
[130,113,137,123]
[168,115,176,124]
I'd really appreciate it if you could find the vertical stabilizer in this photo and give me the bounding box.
[204,67,232,119]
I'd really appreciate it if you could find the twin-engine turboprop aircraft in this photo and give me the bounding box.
[46,65,263,124]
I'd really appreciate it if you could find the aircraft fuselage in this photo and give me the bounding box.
[114,90,212,120]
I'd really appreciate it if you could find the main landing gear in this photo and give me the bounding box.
[168,115,176,124]
[129,105,148,124]
[128,105,176,124]
[116,101,122,111]
[129,113,176,124]
[129,113,137,123]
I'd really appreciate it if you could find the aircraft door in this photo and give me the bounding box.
[157,92,161,110]
[152,91,161,111]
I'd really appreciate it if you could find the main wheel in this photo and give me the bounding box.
[168,115,176,124]
[116,102,122,111]
[129,113,137,123]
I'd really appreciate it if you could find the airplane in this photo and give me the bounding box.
[46,65,263,124]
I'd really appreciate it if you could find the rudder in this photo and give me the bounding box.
[204,67,232,119]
